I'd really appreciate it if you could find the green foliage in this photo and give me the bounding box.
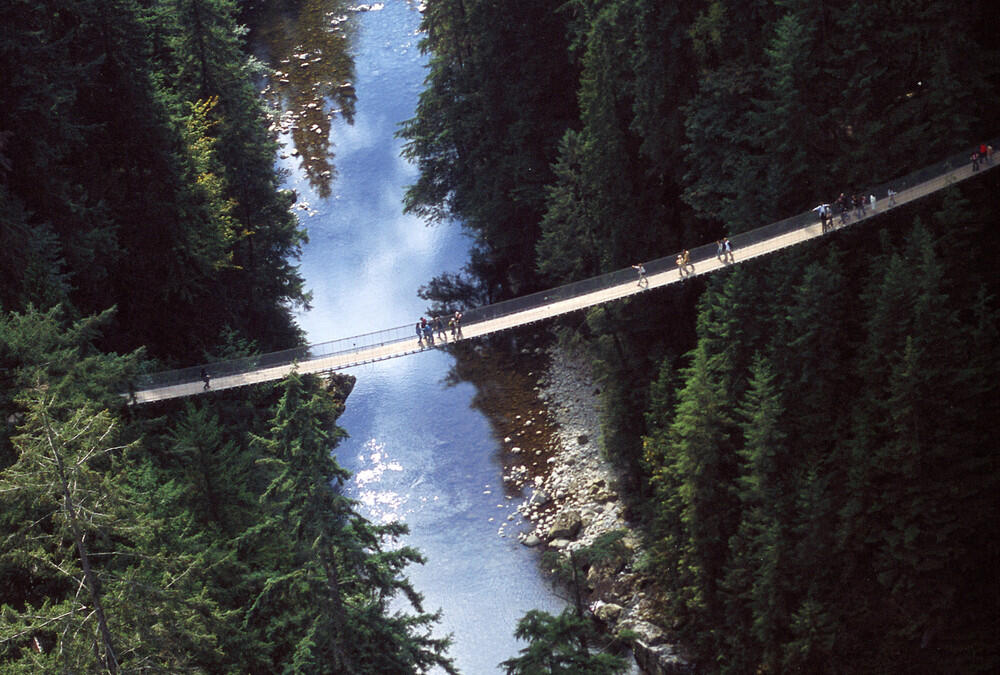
[243,373,456,674]
[542,530,630,618]
[642,208,1000,671]
[0,1,458,671]
[398,0,1000,667]
[400,0,578,295]
[0,0,307,359]
[3,0,999,671]
[538,0,696,284]
[0,187,68,310]
[582,303,663,478]
[500,608,630,675]
[0,306,140,467]
[0,389,222,672]
[536,130,605,282]
[405,0,1000,669]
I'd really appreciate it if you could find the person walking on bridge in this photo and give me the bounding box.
[632,263,648,287]
[201,368,210,391]
[676,249,694,277]
[836,193,849,225]
[723,237,733,263]
[814,204,831,232]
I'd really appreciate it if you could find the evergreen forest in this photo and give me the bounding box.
[401,0,1000,672]
[1,0,454,672]
[2,0,999,672]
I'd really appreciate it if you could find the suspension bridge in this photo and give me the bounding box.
[128,142,997,404]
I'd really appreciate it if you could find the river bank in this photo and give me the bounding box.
[494,336,694,674]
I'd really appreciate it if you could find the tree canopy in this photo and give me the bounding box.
[402,0,1000,670]
[0,1,453,671]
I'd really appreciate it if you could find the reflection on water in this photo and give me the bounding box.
[334,355,563,672]
[353,437,407,523]
[255,2,566,671]
[254,0,363,198]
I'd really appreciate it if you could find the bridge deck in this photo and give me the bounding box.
[130,153,994,405]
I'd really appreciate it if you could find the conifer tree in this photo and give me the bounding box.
[663,341,739,654]
[641,359,688,589]
[500,608,629,675]
[246,373,455,674]
[682,0,772,232]
[165,0,309,350]
[836,220,999,671]
[0,390,220,672]
[720,354,787,672]
[165,402,255,533]
[628,0,699,187]
[774,250,855,447]
[401,0,577,295]
[0,188,68,311]
[536,130,604,282]
[749,8,827,218]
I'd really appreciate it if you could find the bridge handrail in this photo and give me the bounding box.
[460,137,997,322]
[133,137,997,393]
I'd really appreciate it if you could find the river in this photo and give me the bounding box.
[252,1,566,671]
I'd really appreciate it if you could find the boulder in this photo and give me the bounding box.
[585,549,629,590]
[631,639,695,675]
[528,489,551,508]
[521,534,542,547]
[617,619,666,646]
[546,510,583,541]
[593,602,623,624]
[326,373,357,401]
[591,488,617,503]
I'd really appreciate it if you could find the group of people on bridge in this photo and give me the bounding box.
[128,139,999,405]
[632,235,736,288]
[815,140,994,233]
[971,142,994,171]
[815,191,886,233]
[416,311,462,348]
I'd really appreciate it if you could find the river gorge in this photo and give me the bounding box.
[254,2,569,670]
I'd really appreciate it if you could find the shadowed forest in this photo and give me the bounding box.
[401,0,999,672]
[1,0,455,672]
[1,0,998,673]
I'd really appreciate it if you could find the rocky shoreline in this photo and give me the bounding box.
[506,342,693,675]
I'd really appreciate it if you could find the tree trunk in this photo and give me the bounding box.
[46,416,119,674]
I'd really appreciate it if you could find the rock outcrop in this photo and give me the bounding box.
[513,343,692,674]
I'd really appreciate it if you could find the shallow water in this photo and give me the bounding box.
[255,1,565,670]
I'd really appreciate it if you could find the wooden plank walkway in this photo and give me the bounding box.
[130,156,994,405]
